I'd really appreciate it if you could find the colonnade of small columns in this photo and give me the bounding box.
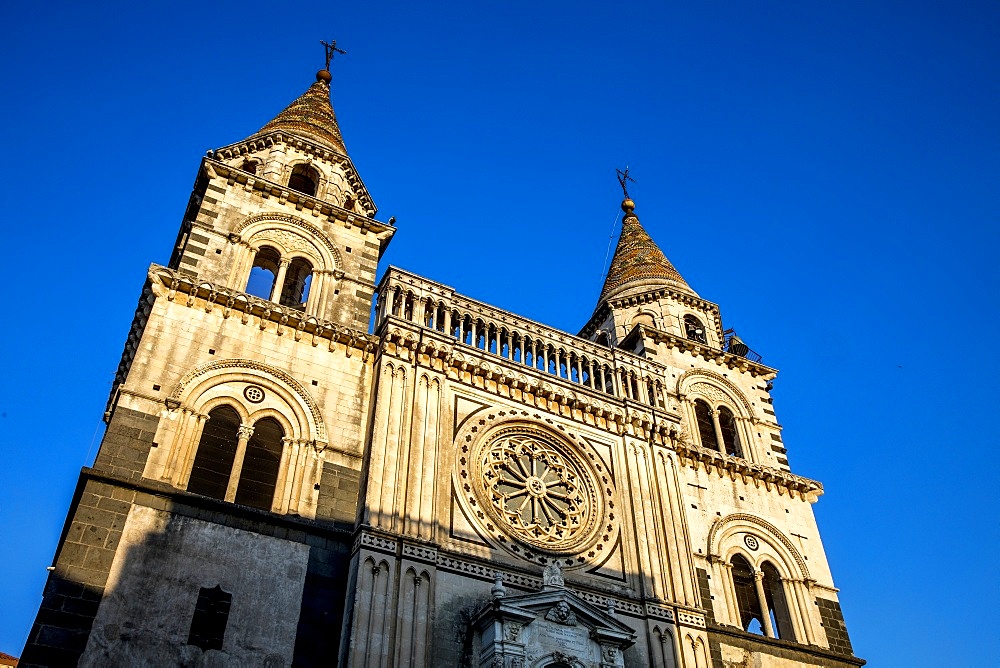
[677,395,758,463]
[376,281,675,413]
[155,406,321,516]
[228,241,335,317]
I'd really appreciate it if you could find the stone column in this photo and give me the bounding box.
[224,424,255,502]
[710,408,725,453]
[289,440,309,513]
[719,561,739,627]
[162,408,195,484]
[177,412,210,487]
[304,270,324,314]
[781,577,808,643]
[274,437,294,513]
[270,259,290,303]
[753,569,776,638]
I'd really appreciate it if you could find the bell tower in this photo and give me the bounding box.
[167,56,393,329]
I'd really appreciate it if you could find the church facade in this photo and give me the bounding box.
[21,58,861,668]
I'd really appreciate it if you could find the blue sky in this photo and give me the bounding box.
[1,1,997,663]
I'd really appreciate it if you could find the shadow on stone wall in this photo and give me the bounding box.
[20,470,352,668]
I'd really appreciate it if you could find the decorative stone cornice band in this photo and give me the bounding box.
[645,327,777,379]
[674,440,822,500]
[203,158,389,234]
[148,264,377,355]
[579,286,722,340]
[210,132,376,217]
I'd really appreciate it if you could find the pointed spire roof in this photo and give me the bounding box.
[598,197,697,303]
[252,70,347,154]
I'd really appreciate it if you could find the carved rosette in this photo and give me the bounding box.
[457,419,617,568]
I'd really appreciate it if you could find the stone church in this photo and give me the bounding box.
[21,53,862,667]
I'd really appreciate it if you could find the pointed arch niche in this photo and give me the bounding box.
[145,359,328,517]
[677,370,758,462]
[707,513,821,648]
[227,213,344,319]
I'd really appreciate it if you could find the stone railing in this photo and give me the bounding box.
[374,267,674,411]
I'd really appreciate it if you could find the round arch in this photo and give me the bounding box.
[709,513,810,580]
[170,359,327,445]
[234,213,343,272]
[677,369,754,417]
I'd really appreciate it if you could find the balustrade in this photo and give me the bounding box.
[376,269,675,410]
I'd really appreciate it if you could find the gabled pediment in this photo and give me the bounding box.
[472,578,636,668]
[494,589,635,642]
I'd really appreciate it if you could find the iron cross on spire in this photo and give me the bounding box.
[320,39,347,70]
[616,166,635,199]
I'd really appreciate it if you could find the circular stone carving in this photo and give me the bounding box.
[744,534,760,551]
[466,424,611,561]
[243,385,265,404]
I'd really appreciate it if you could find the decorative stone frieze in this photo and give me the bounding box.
[148,264,377,354]
[674,440,822,500]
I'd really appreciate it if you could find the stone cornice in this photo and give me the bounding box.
[706,623,865,666]
[642,326,778,379]
[579,285,724,340]
[203,158,393,242]
[148,264,379,354]
[210,131,377,217]
[673,440,822,501]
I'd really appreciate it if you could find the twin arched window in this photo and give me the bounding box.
[187,406,284,511]
[693,399,742,457]
[246,245,313,310]
[730,554,795,640]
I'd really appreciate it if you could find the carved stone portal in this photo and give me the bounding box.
[471,583,635,668]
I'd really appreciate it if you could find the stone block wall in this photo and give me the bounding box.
[20,470,354,667]
[93,407,159,481]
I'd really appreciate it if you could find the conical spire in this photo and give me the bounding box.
[598,197,696,302]
[252,69,347,154]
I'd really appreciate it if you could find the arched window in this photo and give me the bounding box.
[240,159,259,175]
[246,246,280,300]
[633,313,655,329]
[761,561,795,640]
[594,331,611,347]
[187,406,241,501]
[233,417,283,511]
[684,314,707,344]
[718,406,742,457]
[694,399,718,452]
[730,554,766,636]
[278,257,313,310]
[288,164,319,197]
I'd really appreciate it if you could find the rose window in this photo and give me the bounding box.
[474,427,602,554]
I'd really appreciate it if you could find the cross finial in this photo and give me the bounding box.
[320,39,347,71]
[616,166,635,199]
